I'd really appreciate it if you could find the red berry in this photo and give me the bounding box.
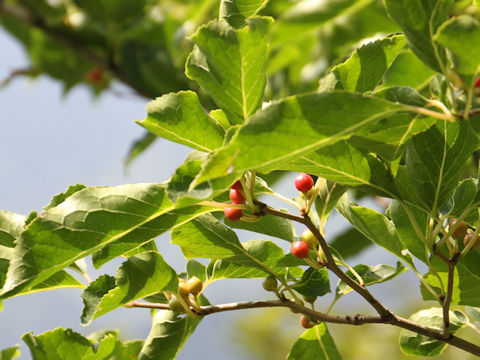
[294,173,314,192]
[87,67,104,83]
[229,188,245,204]
[224,207,243,221]
[231,180,243,190]
[475,77,480,88]
[300,315,314,329]
[291,241,309,258]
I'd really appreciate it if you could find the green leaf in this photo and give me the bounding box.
[399,308,467,356]
[435,15,480,75]
[336,194,413,266]
[208,239,288,280]
[0,210,26,247]
[44,184,86,211]
[287,323,342,360]
[329,227,372,260]
[273,0,371,44]
[0,346,20,360]
[389,201,428,263]
[81,251,177,325]
[171,214,244,259]
[85,330,143,360]
[165,153,236,208]
[382,50,436,89]
[23,328,116,360]
[446,178,480,222]
[466,306,480,324]
[405,121,479,212]
[422,251,480,307]
[139,310,201,360]
[0,184,210,299]
[225,210,295,241]
[328,34,406,93]
[186,17,273,124]
[124,132,157,168]
[138,91,224,152]
[291,267,330,297]
[314,181,347,224]
[284,141,398,197]
[384,0,453,72]
[194,92,407,185]
[336,262,407,297]
[220,0,270,28]
[81,275,116,325]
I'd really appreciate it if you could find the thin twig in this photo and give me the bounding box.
[126,299,480,356]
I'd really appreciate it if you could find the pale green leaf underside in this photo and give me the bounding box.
[194,92,407,186]
[287,323,342,360]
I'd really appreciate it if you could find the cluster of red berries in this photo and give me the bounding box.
[224,180,245,221]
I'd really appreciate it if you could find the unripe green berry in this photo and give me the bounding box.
[262,275,278,292]
[301,228,317,248]
[187,276,203,296]
[169,295,186,314]
[178,278,189,299]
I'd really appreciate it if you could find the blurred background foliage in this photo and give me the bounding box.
[2,0,480,358]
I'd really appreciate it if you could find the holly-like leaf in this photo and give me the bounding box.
[335,262,407,297]
[81,251,177,325]
[220,0,270,28]
[138,91,224,152]
[0,184,213,300]
[327,34,406,93]
[139,310,201,360]
[186,17,272,124]
[193,92,408,185]
[435,15,480,76]
[384,0,453,72]
[399,308,467,356]
[23,328,117,360]
[405,121,479,212]
[291,267,330,297]
[287,323,342,360]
